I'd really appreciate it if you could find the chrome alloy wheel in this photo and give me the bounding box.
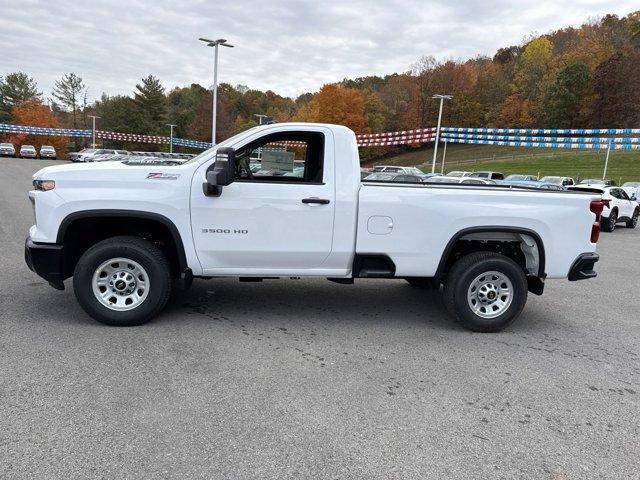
[467,271,514,319]
[92,257,150,311]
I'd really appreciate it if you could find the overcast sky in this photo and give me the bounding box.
[1,0,637,102]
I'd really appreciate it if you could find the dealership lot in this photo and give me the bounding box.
[1,158,639,478]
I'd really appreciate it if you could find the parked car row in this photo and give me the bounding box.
[69,148,197,162]
[0,143,57,159]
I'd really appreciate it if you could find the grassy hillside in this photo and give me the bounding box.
[365,144,640,184]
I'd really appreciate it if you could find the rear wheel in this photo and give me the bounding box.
[443,252,528,332]
[626,209,639,229]
[73,236,172,326]
[602,209,617,232]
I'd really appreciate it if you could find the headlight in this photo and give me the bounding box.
[33,180,55,191]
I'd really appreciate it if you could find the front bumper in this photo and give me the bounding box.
[568,252,599,281]
[25,237,66,290]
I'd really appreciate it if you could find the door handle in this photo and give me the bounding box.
[302,197,330,205]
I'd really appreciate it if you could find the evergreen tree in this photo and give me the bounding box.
[52,73,85,128]
[0,72,40,122]
[134,75,166,135]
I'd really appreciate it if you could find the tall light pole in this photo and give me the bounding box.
[603,141,612,180]
[89,115,100,148]
[199,37,234,145]
[431,94,452,174]
[167,124,177,153]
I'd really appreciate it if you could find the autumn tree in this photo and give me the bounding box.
[52,73,85,128]
[0,72,40,122]
[5,99,68,156]
[500,94,534,127]
[591,52,640,127]
[294,84,368,133]
[514,37,554,122]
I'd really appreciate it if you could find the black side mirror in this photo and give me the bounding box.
[204,147,236,196]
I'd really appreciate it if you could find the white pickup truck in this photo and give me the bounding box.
[26,123,605,332]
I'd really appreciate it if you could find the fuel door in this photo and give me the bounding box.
[367,216,394,235]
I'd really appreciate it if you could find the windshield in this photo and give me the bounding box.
[506,174,526,180]
[183,127,261,164]
[579,179,604,184]
[79,148,97,154]
[0,143,12,147]
[540,176,561,183]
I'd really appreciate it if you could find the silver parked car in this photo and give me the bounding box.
[0,142,16,157]
[19,145,37,158]
[39,145,57,159]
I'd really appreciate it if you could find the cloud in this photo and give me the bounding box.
[1,0,637,102]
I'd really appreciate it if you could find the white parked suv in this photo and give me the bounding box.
[26,123,605,332]
[0,142,16,157]
[569,185,639,231]
[19,145,37,158]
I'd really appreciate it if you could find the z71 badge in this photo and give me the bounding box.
[146,172,180,180]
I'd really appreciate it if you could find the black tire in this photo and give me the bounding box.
[405,277,433,288]
[626,208,639,229]
[443,252,528,333]
[73,236,172,326]
[602,209,617,232]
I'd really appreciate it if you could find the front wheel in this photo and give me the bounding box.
[73,236,172,326]
[443,252,528,332]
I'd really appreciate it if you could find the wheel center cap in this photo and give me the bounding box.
[488,291,496,300]
[115,280,127,291]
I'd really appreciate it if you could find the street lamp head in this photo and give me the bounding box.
[199,37,233,47]
[432,94,453,100]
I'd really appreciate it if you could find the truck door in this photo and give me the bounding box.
[190,129,336,274]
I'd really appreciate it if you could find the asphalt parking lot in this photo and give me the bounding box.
[1,158,639,479]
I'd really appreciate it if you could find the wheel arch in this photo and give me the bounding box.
[57,210,188,278]
[434,226,546,283]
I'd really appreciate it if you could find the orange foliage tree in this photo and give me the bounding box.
[5,99,69,157]
[295,84,369,133]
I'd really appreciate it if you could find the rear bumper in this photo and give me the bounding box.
[568,252,599,281]
[25,237,66,290]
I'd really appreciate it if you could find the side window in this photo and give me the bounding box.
[619,189,630,200]
[610,189,621,199]
[233,131,325,184]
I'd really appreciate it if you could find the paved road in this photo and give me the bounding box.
[1,158,638,479]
